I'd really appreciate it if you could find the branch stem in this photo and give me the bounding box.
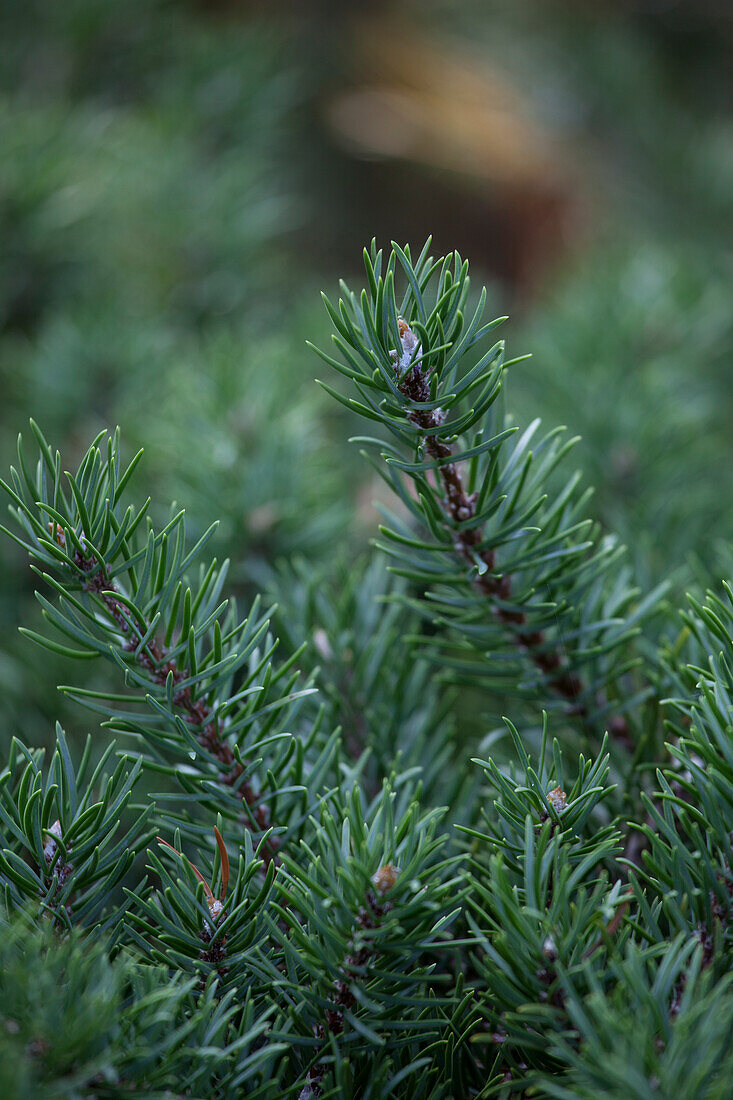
[397,324,630,744]
[75,547,281,865]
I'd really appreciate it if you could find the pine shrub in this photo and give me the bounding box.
[1,241,732,1098]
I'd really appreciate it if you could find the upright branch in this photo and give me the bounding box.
[272,788,462,1099]
[313,241,665,742]
[298,871,396,1099]
[396,317,586,713]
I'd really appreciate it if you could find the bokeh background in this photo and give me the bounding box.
[1,0,731,752]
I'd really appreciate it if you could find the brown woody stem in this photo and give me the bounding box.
[396,321,630,745]
[75,548,281,866]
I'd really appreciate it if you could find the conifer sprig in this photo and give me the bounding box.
[628,584,733,963]
[271,783,463,1097]
[0,724,154,931]
[0,424,331,863]
[313,241,666,742]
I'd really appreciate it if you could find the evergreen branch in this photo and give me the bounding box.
[628,582,733,965]
[270,784,462,1096]
[397,317,591,717]
[314,242,666,742]
[464,718,628,1086]
[1,425,330,866]
[72,539,279,863]
[128,822,277,994]
[0,724,154,931]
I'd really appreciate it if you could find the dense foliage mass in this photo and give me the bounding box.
[1,242,732,1098]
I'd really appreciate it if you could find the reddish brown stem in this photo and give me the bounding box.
[75,549,281,866]
[397,332,630,744]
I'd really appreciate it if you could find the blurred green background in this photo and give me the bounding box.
[1,0,731,751]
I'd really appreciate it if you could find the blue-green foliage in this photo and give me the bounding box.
[0,724,153,931]
[314,241,667,748]
[0,251,731,1095]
